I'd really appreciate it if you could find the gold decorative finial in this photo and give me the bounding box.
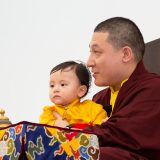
[0,108,12,128]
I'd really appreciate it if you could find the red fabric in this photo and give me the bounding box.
[85,61,160,160]
[65,124,89,140]
[71,123,89,129]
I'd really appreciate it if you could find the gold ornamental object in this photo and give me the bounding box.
[0,108,12,128]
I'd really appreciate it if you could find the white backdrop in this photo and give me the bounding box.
[0,0,160,123]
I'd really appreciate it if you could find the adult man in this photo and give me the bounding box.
[86,17,160,160]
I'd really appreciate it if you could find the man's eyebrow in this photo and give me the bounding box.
[89,44,99,48]
[90,44,103,52]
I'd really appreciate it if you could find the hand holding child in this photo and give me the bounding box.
[102,117,109,123]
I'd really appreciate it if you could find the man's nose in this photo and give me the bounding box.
[87,55,94,67]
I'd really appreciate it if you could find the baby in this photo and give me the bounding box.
[39,61,107,131]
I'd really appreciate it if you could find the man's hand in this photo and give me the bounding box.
[53,111,69,128]
[102,117,109,123]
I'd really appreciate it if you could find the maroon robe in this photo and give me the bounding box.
[85,61,160,160]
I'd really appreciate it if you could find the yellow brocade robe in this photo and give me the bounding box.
[39,99,107,131]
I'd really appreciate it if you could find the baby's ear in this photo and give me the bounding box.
[77,85,87,98]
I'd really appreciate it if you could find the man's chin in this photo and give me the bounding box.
[94,80,108,87]
[94,80,102,86]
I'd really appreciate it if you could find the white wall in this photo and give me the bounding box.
[0,0,160,123]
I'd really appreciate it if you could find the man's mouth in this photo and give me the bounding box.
[93,72,98,78]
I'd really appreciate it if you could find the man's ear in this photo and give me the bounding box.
[122,46,133,62]
[77,85,87,98]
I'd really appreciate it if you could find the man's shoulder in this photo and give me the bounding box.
[94,88,109,96]
[93,87,110,102]
[139,73,160,88]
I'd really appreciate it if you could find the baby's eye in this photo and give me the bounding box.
[50,84,54,88]
[61,83,67,86]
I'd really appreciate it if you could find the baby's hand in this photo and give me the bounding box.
[53,111,69,128]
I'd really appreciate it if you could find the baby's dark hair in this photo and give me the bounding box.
[50,61,92,98]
